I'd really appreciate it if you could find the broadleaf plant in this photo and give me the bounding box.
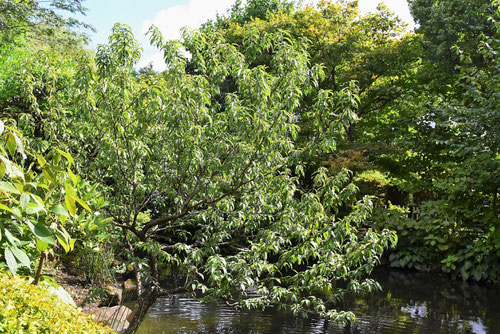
[71,24,396,333]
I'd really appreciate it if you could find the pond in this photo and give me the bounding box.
[136,267,500,334]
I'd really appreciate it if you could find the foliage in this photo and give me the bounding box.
[0,30,86,153]
[0,270,112,333]
[0,120,94,277]
[220,0,420,143]
[1,1,499,333]
[378,4,500,280]
[0,0,92,44]
[69,24,396,331]
[0,5,111,281]
[203,0,298,30]
[409,0,498,70]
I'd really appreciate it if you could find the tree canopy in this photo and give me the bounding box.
[69,23,396,332]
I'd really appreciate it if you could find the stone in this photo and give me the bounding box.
[103,285,122,306]
[123,279,137,294]
[126,310,136,323]
[92,305,132,332]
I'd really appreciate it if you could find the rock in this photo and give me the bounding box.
[93,306,132,332]
[103,285,122,306]
[126,310,136,323]
[123,279,137,294]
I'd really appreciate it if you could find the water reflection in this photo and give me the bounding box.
[136,268,500,334]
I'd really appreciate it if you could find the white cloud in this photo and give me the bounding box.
[141,0,237,40]
[140,0,237,70]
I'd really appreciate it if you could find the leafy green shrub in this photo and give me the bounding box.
[0,271,112,333]
[0,121,93,278]
[371,200,500,280]
[354,169,390,199]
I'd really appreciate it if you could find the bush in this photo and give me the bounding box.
[0,271,112,333]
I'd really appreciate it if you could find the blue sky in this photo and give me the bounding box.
[78,0,414,70]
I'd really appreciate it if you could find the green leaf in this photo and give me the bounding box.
[4,229,19,244]
[50,204,69,217]
[26,202,45,215]
[64,183,76,196]
[56,149,74,166]
[65,195,76,216]
[56,235,70,253]
[75,196,92,213]
[36,154,47,167]
[0,181,21,194]
[27,221,56,245]
[5,133,17,157]
[0,162,5,179]
[10,246,30,267]
[20,193,30,211]
[69,238,76,250]
[14,134,24,156]
[36,239,49,252]
[68,169,78,186]
[46,284,76,307]
[0,156,24,180]
[4,248,18,274]
[42,169,54,183]
[0,203,21,217]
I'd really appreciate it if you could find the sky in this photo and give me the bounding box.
[78,0,415,71]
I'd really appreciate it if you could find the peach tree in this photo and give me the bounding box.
[72,24,396,333]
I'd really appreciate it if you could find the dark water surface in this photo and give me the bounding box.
[136,268,500,334]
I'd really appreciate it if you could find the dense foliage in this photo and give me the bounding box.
[0,271,112,333]
[0,121,93,278]
[68,23,396,332]
[213,0,499,281]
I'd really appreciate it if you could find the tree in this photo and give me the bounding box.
[71,24,396,332]
[0,0,91,155]
[218,0,419,143]
[0,34,87,152]
[383,10,500,279]
[356,0,500,280]
[409,0,498,71]
[0,0,92,44]
[203,0,298,30]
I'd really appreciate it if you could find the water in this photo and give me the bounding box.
[136,267,500,334]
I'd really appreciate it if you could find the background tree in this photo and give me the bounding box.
[409,0,498,71]
[217,0,419,143]
[0,0,92,44]
[203,0,299,30]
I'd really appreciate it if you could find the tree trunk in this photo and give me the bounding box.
[123,250,161,333]
[33,251,46,285]
[347,123,355,142]
[123,287,160,334]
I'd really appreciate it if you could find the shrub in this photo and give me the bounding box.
[0,271,112,333]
